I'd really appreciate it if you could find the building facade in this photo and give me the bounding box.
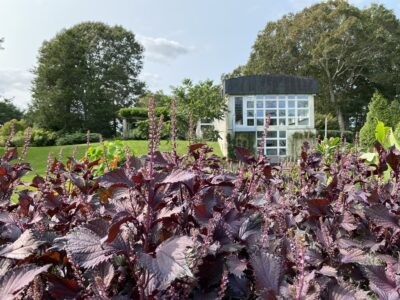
[215,75,318,160]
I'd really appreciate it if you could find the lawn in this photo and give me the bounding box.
[0,140,222,182]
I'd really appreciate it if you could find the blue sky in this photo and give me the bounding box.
[0,0,399,108]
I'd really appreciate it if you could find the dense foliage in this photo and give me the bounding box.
[0,99,23,125]
[1,109,400,299]
[29,22,145,137]
[237,0,400,131]
[360,92,400,147]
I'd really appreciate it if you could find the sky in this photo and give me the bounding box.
[0,0,399,109]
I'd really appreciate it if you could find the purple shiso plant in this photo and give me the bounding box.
[0,98,400,299]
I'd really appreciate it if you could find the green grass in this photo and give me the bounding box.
[0,140,222,182]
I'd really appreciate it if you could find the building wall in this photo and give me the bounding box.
[215,94,316,158]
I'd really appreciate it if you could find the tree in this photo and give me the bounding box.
[359,92,396,146]
[0,99,23,125]
[29,22,145,137]
[172,79,226,137]
[240,1,400,132]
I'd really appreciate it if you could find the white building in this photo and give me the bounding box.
[214,75,318,160]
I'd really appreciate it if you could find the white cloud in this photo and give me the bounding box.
[137,35,191,63]
[139,72,162,90]
[0,68,33,109]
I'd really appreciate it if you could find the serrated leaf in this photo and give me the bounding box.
[161,169,197,195]
[138,236,194,290]
[365,205,400,230]
[328,284,357,300]
[340,248,366,264]
[364,265,398,299]
[102,211,134,244]
[226,256,247,278]
[0,264,50,300]
[97,168,133,188]
[0,230,43,259]
[59,226,116,269]
[250,252,281,295]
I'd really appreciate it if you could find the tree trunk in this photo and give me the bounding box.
[329,87,345,132]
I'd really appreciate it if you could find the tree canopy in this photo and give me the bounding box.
[359,92,400,146]
[172,79,226,123]
[29,22,145,137]
[0,99,23,125]
[238,0,400,132]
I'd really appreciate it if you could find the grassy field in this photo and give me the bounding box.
[0,140,222,182]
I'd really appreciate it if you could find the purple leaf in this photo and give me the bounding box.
[0,230,43,259]
[161,169,197,194]
[340,212,358,231]
[250,252,281,295]
[328,284,357,300]
[2,148,18,162]
[226,256,247,278]
[138,236,194,290]
[365,204,400,230]
[364,265,399,299]
[234,147,256,164]
[97,168,133,188]
[58,226,117,269]
[102,211,134,244]
[339,248,366,264]
[0,264,50,300]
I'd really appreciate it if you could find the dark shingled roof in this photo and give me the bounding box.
[224,75,318,95]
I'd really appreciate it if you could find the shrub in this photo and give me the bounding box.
[359,92,400,146]
[0,119,26,136]
[30,128,58,146]
[119,107,169,120]
[55,132,100,145]
[316,129,354,142]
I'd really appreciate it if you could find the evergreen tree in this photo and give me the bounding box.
[359,92,392,146]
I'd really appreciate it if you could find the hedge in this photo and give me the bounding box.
[119,107,170,120]
[317,130,355,142]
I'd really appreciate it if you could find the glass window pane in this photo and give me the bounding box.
[279,119,286,125]
[279,110,286,117]
[279,140,286,147]
[257,119,264,126]
[266,110,277,117]
[288,118,296,126]
[256,101,263,108]
[267,149,277,155]
[279,149,286,156]
[266,140,277,147]
[288,109,295,117]
[288,101,295,108]
[288,96,296,99]
[279,131,286,138]
[265,101,277,108]
[270,118,277,126]
[279,101,285,108]
[247,119,254,126]
[278,96,286,100]
[247,101,254,108]
[256,95,264,100]
[267,131,277,138]
[235,97,243,125]
[257,131,263,138]
[247,110,254,117]
[298,118,309,125]
[297,101,308,108]
[298,109,309,117]
[257,110,264,118]
[266,95,277,100]
[297,95,308,100]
